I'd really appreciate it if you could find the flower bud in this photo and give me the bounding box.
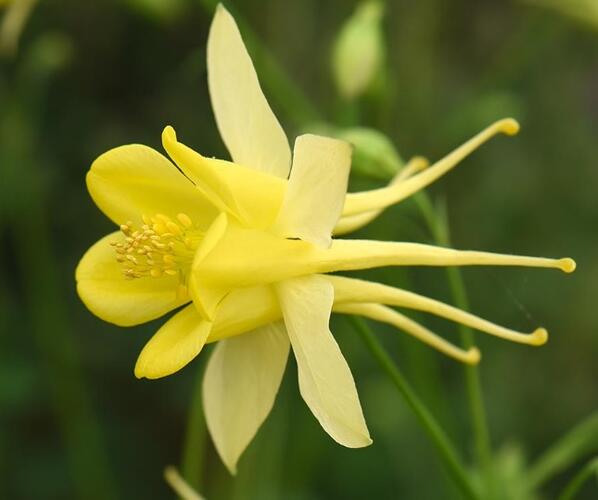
[336,127,402,180]
[332,0,385,100]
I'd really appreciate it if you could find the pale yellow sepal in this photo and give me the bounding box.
[277,275,371,448]
[76,232,187,327]
[203,322,289,474]
[135,304,212,379]
[208,4,291,178]
[86,144,216,228]
[275,134,352,248]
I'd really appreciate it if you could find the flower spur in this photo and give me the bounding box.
[76,5,575,473]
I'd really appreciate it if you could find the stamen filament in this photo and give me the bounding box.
[334,156,429,236]
[334,302,481,364]
[342,118,520,217]
[328,275,549,346]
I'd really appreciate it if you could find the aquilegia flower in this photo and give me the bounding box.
[76,5,575,473]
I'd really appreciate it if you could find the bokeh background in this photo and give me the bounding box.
[1,0,597,498]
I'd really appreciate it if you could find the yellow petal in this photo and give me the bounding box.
[342,119,520,216]
[87,144,216,228]
[329,275,549,346]
[196,223,574,290]
[276,275,371,448]
[134,304,212,379]
[207,5,291,178]
[274,134,352,247]
[76,233,186,326]
[203,322,289,474]
[208,285,279,343]
[161,126,285,229]
[189,212,231,320]
[194,221,315,289]
[334,302,481,364]
[334,156,429,235]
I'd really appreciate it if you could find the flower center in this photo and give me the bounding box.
[111,213,202,288]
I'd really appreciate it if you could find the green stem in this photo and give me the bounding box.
[527,412,598,491]
[558,457,598,500]
[415,196,493,456]
[413,193,494,491]
[349,316,478,500]
[181,361,207,493]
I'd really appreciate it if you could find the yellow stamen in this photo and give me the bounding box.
[335,302,481,364]
[155,213,171,224]
[167,221,181,235]
[177,213,193,228]
[112,214,200,283]
[342,118,520,216]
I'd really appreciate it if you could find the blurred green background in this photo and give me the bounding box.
[1,0,597,498]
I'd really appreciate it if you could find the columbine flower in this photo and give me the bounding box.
[76,5,575,473]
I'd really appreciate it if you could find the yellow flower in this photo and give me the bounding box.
[76,5,575,473]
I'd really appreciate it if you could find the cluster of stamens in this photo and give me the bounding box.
[111,213,201,291]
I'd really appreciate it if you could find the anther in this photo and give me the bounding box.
[153,222,167,234]
[155,214,171,224]
[114,212,199,284]
[177,213,193,228]
[167,222,181,235]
